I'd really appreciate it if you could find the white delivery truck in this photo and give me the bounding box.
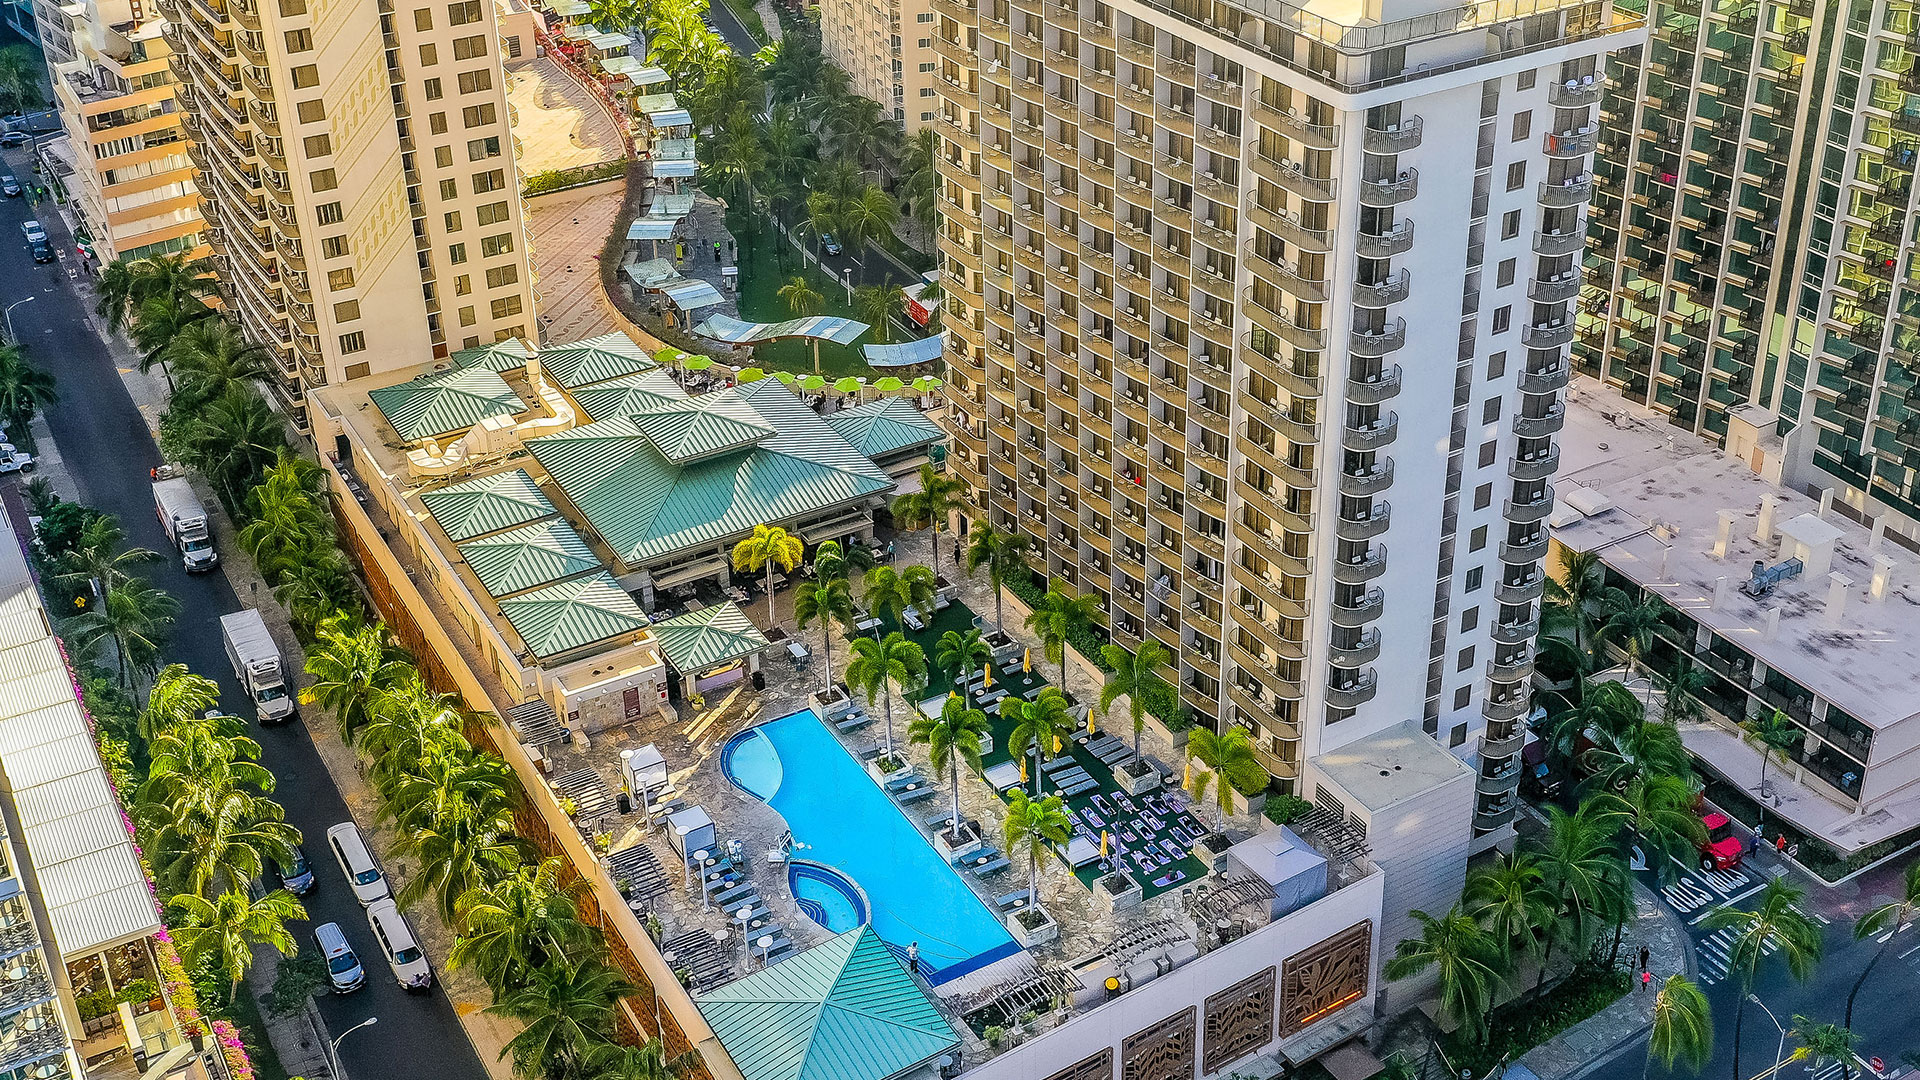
[153,476,218,572]
[220,609,296,724]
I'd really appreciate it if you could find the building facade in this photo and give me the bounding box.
[820,0,938,130]
[930,0,1645,839]
[163,0,539,429]
[45,0,205,263]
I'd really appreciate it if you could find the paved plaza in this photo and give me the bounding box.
[506,56,627,174]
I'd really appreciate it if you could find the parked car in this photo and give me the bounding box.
[0,450,34,474]
[326,822,389,905]
[312,923,365,993]
[0,132,28,148]
[277,846,316,894]
[1698,812,1745,870]
[29,240,51,264]
[367,899,432,991]
[820,233,842,256]
[20,220,44,244]
[1,176,19,197]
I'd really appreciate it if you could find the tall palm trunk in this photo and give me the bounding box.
[1845,940,1890,1029]
[766,564,776,627]
[821,621,834,692]
[992,572,1006,636]
[1731,991,1747,1080]
[882,679,896,756]
[948,757,962,836]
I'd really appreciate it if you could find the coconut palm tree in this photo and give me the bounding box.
[1790,1018,1861,1080]
[153,787,302,899]
[95,253,217,367]
[1022,579,1104,694]
[1742,708,1799,801]
[394,796,527,924]
[141,718,273,816]
[1846,860,1920,1028]
[0,343,56,437]
[52,512,159,598]
[1647,975,1713,1079]
[898,128,939,223]
[1098,639,1173,759]
[1583,705,1692,797]
[1002,789,1069,899]
[794,577,854,690]
[777,276,828,371]
[863,563,936,627]
[167,888,305,1001]
[1595,771,1706,890]
[853,284,900,344]
[1465,849,1555,977]
[452,858,598,994]
[1533,802,1631,988]
[68,576,178,690]
[163,318,275,407]
[488,958,635,1080]
[934,628,991,703]
[844,633,926,758]
[1700,877,1825,1080]
[1545,548,1606,658]
[579,1038,698,1080]
[890,463,968,582]
[586,0,648,35]
[302,615,414,743]
[909,695,989,835]
[0,45,43,115]
[810,538,872,585]
[1006,688,1072,795]
[1185,725,1266,828]
[1384,906,1504,1042]
[1597,589,1669,681]
[962,519,1032,636]
[179,384,286,511]
[730,524,804,627]
[140,664,224,742]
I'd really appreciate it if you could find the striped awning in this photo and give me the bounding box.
[691,313,869,346]
[659,278,726,311]
[861,336,944,367]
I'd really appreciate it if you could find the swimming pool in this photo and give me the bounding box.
[789,862,866,934]
[722,710,1023,984]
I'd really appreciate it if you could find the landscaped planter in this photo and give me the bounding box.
[811,685,853,720]
[1146,714,1190,752]
[1118,757,1162,795]
[935,820,985,863]
[1008,904,1058,947]
[1095,871,1142,915]
[1191,831,1233,870]
[867,758,913,786]
[1230,787,1266,817]
[985,630,1022,665]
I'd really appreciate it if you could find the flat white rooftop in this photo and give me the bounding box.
[1309,719,1472,814]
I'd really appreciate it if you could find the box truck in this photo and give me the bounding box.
[221,609,296,723]
[153,476,218,572]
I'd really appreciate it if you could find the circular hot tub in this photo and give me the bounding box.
[787,861,869,934]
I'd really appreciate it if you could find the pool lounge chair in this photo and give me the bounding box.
[968,854,1010,875]
[996,889,1033,912]
[711,882,758,908]
[893,784,938,805]
[983,761,1024,792]
[1057,776,1101,798]
[903,607,927,631]
[836,711,873,733]
[924,809,960,830]
[1041,756,1081,776]
[882,770,923,792]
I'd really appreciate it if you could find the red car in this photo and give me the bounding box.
[1699,812,1745,870]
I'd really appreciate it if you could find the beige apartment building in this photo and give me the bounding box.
[164,0,538,429]
[931,0,1644,839]
[820,0,938,130]
[45,0,205,263]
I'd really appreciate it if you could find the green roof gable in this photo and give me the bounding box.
[823,398,944,460]
[631,397,777,463]
[569,370,686,423]
[697,927,956,1080]
[651,602,769,673]
[369,366,523,442]
[536,332,655,389]
[457,518,602,597]
[451,338,538,373]
[497,571,650,658]
[420,470,556,542]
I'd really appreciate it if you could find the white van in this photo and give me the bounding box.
[326,822,389,906]
[366,899,432,991]
[312,922,365,993]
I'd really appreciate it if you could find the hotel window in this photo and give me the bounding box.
[310,168,337,192]
[424,77,443,99]
[430,112,448,135]
[462,103,496,127]
[316,201,343,225]
[320,235,349,258]
[284,28,312,51]
[339,331,367,353]
[485,264,517,287]
[449,242,467,263]
[444,211,462,232]
[476,200,509,225]
[452,35,487,60]
[303,133,332,157]
[419,43,439,66]
[327,268,355,289]
[458,305,476,326]
[440,178,458,199]
[413,7,432,29]
[448,0,481,22]
[490,295,523,318]
[480,232,514,256]
[292,65,319,88]
[296,100,325,123]
[345,361,371,379]
[473,169,505,192]
[333,299,360,322]
[468,136,501,161]
[457,69,492,93]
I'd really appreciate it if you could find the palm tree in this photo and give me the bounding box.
[180,384,286,510]
[962,519,1032,636]
[909,695,989,834]
[0,45,43,114]
[1465,849,1554,977]
[1006,688,1072,795]
[844,633,926,758]
[898,128,939,223]
[810,538,872,585]
[394,796,527,924]
[1022,579,1104,693]
[586,0,648,34]
[778,276,828,372]
[579,1038,698,1080]
[1846,860,1920,1028]
[1700,877,1825,1080]
[730,524,804,626]
[1742,708,1799,800]
[1661,660,1708,725]
[1383,907,1504,1042]
[1098,639,1173,759]
[488,959,635,1080]
[934,628,991,703]
[1533,802,1631,987]
[793,577,854,690]
[838,183,901,260]
[1647,975,1713,1079]
[1545,548,1606,657]
[140,664,224,742]
[1597,589,1669,681]
[1596,771,1706,886]
[1790,1018,1861,1080]
[452,858,597,996]
[302,615,416,738]
[0,343,56,437]
[1185,725,1266,827]
[1001,789,1069,898]
[853,284,899,344]
[167,888,305,1001]
[890,463,968,582]
[52,512,159,597]
[863,563,936,627]
[152,788,302,898]
[68,576,179,690]
[95,253,217,366]
[162,318,274,406]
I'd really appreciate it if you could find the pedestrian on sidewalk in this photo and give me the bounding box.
[1638,945,1650,972]
[1776,833,1788,853]
[1640,970,1653,992]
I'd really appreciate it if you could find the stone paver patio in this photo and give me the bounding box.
[506,56,626,174]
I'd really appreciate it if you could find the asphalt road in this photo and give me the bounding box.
[0,167,489,1080]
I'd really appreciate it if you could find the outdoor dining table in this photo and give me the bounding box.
[726,587,750,603]
[786,641,809,661]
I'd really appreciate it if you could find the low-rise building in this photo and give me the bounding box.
[1550,380,1920,855]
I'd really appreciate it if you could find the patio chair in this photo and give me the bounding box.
[892,784,938,804]
[882,770,923,792]
[968,854,1010,875]
[995,889,1033,912]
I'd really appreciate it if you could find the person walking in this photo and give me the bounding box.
[1638,944,1650,972]
[1640,970,1653,992]
[907,942,920,976]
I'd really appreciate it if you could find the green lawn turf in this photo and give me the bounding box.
[730,220,929,380]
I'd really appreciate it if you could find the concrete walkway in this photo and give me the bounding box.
[529,179,626,344]
[506,56,627,174]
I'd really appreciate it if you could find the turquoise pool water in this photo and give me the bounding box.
[789,862,866,934]
[722,710,1022,984]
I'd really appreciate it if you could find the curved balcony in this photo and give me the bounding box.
[1491,617,1539,644]
[1243,245,1328,304]
[1326,670,1378,708]
[1332,546,1387,584]
[1243,341,1323,397]
[1251,99,1338,148]
[1248,203,1333,253]
[1508,447,1560,481]
[1549,79,1605,107]
[1241,390,1321,445]
[249,97,280,136]
[1330,588,1385,628]
[1504,491,1556,523]
[1476,800,1518,829]
[262,167,294,207]
[1481,727,1526,758]
[1363,117,1422,153]
[1250,154,1337,202]
[1242,290,1327,350]
[1328,628,1381,668]
[234,28,266,65]
[1344,411,1398,451]
[1358,169,1418,207]
[1340,458,1393,497]
[1348,365,1402,405]
[1543,131,1595,158]
[1499,535,1548,563]
[1349,320,1406,357]
[1522,322,1574,349]
[256,133,286,172]
[1519,364,1569,394]
[1357,221,1414,258]
[1336,502,1390,540]
[1533,228,1586,256]
[1482,695,1531,723]
[1496,575,1546,603]
[1537,177,1593,207]
[1513,406,1565,438]
[1529,274,1581,302]
[1477,765,1522,796]
[1353,272,1409,307]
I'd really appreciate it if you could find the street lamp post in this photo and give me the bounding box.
[1748,993,1788,1080]
[328,1016,378,1079]
[841,266,853,305]
[4,297,34,343]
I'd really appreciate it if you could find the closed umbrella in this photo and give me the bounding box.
[873,376,906,393]
[1022,648,1031,674]
[1101,831,1109,857]
[737,367,769,383]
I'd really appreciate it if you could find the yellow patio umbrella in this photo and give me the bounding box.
[1101,831,1110,857]
[1020,758,1029,783]
[983,664,993,689]
[1022,648,1031,674]
[1086,710,1096,736]
[1183,757,1193,788]
[1053,734,1062,755]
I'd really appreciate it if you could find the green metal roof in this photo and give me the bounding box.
[451,338,538,373]
[419,470,557,542]
[369,366,524,442]
[569,370,686,423]
[823,398,944,460]
[497,571,651,658]
[697,927,957,1080]
[651,601,769,674]
[456,518,602,598]
[632,396,777,463]
[535,332,656,388]
[528,381,894,566]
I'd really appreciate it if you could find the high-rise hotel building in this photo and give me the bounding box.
[163,0,539,428]
[930,0,1645,839]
